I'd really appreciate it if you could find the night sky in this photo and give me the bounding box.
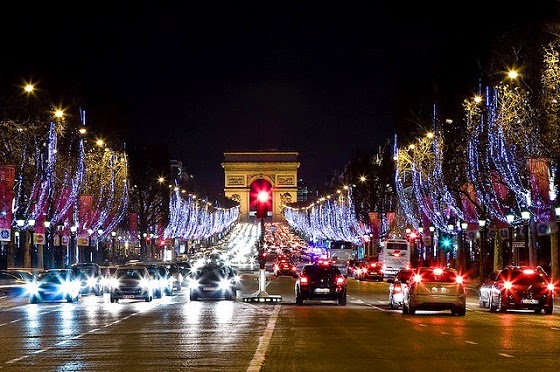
[2,2,558,199]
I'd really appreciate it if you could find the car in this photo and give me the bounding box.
[70,263,104,296]
[2,268,37,282]
[387,268,415,309]
[100,265,119,292]
[273,257,297,277]
[355,257,384,282]
[0,270,30,297]
[479,265,555,314]
[345,259,360,278]
[188,262,239,301]
[27,269,81,303]
[402,267,466,316]
[110,266,154,303]
[137,264,172,298]
[295,260,347,306]
[158,263,183,291]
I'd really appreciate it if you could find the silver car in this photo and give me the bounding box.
[402,267,466,316]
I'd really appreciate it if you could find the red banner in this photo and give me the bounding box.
[79,195,93,231]
[129,213,138,240]
[368,212,380,240]
[386,212,396,231]
[0,166,15,229]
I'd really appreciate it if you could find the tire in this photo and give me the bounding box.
[408,304,416,315]
[110,296,117,303]
[497,295,507,313]
[545,303,553,315]
[67,295,74,303]
[29,295,38,304]
[190,291,198,301]
[489,295,497,312]
[296,292,304,306]
[389,296,395,310]
[457,307,466,316]
[338,295,347,306]
[534,308,542,314]
[402,302,408,314]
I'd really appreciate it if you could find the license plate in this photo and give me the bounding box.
[522,299,539,304]
[315,288,330,294]
[44,291,55,295]
[123,295,135,299]
[203,287,216,291]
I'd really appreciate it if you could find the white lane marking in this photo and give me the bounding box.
[247,304,280,372]
[418,324,428,327]
[499,353,514,358]
[465,341,478,345]
[551,327,560,331]
[440,331,449,335]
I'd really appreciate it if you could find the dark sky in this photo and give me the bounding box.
[2,1,558,199]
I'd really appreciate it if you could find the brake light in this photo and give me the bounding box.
[522,269,534,275]
[503,281,513,289]
[336,276,345,285]
[433,268,443,276]
[547,283,555,291]
[413,274,422,283]
[370,263,377,268]
[300,277,308,284]
[455,276,463,284]
[394,284,402,292]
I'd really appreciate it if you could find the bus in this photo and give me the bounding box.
[327,241,355,275]
[379,238,411,278]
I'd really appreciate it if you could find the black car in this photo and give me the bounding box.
[188,262,239,301]
[28,269,81,303]
[71,263,103,296]
[273,257,297,277]
[0,270,30,297]
[479,265,555,314]
[110,266,154,303]
[295,261,347,306]
[355,257,384,282]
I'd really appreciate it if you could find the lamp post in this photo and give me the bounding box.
[28,218,36,268]
[447,221,455,268]
[478,217,488,280]
[417,226,424,268]
[16,219,24,267]
[428,225,435,266]
[44,220,51,269]
[506,213,515,266]
[56,223,64,269]
[97,229,103,264]
[70,225,77,265]
[521,209,530,266]
[553,206,560,281]
[461,221,468,274]
[87,228,93,263]
[111,231,117,262]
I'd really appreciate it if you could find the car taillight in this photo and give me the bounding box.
[394,284,402,292]
[300,277,308,284]
[413,274,422,283]
[370,263,377,268]
[547,283,555,291]
[336,276,345,285]
[433,268,443,276]
[503,281,513,290]
[455,276,463,284]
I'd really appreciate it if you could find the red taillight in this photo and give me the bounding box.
[413,274,422,283]
[522,269,534,275]
[503,281,513,290]
[455,276,463,284]
[336,276,345,285]
[394,284,402,292]
[292,266,297,271]
[370,263,377,268]
[547,283,555,291]
[300,277,308,284]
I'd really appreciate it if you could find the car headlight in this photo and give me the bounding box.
[109,278,119,288]
[140,279,150,288]
[61,281,76,294]
[27,282,39,294]
[219,279,231,290]
[87,277,97,287]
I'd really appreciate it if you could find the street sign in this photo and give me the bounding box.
[34,233,45,245]
[0,228,10,241]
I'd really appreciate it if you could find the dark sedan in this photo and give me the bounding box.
[0,271,30,297]
[28,269,81,303]
[295,260,347,306]
[188,263,239,301]
[479,265,554,314]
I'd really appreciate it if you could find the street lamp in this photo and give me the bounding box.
[478,217,488,280]
[506,213,515,266]
[461,221,468,273]
[428,225,435,266]
[56,223,64,268]
[28,219,36,268]
[521,208,531,266]
[97,229,104,264]
[111,231,117,261]
[87,228,93,263]
[70,225,77,265]
[16,219,24,267]
[44,220,51,269]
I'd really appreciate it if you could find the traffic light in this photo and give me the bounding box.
[440,233,453,250]
[256,190,269,219]
[258,250,268,269]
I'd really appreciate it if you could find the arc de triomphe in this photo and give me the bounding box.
[222,151,300,222]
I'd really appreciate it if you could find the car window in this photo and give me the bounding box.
[116,269,145,279]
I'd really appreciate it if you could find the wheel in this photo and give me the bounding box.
[389,295,395,310]
[545,303,553,315]
[29,295,38,304]
[402,302,408,314]
[479,295,485,308]
[338,295,347,306]
[156,289,162,299]
[497,295,507,313]
[190,291,198,301]
[534,308,542,314]
[67,295,74,303]
[146,294,153,302]
[456,307,466,316]
[296,291,303,306]
[489,295,497,312]
[110,296,117,303]
[408,304,416,315]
